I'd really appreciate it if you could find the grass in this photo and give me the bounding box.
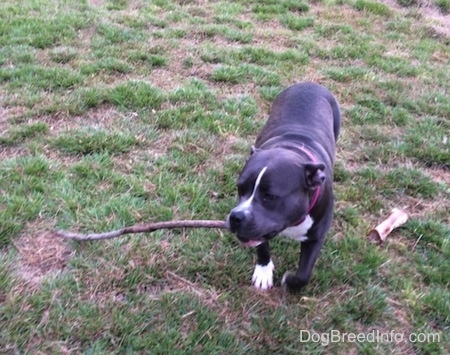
[435,0,450,13]
[1,0,449,353]
[354,0,392,16]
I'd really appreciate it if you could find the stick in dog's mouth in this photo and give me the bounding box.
[56,219,227,241]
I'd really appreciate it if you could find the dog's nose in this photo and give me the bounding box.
[229,210,247,228]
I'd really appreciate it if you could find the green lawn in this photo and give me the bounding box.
[1,0,449,353]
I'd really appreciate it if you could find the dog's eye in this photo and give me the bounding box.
[263,192,278,201]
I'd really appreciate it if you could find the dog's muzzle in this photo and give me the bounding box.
[227,210,248,233]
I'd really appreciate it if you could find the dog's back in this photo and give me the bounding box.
[256,82,341,162]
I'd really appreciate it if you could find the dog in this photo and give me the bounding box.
[226,82,341,292]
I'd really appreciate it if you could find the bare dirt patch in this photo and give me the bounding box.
[417,0,450,37]
[87,0,104,7]
[42,105,125,133]
[0,106,28,129]
[382,0,450,37]
[427,166,450,186]
[14,225,73,287]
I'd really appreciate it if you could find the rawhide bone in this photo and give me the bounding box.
[368,208,408,243]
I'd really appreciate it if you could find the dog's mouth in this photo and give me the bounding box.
[237,231,278,247]
[239,239,263,247]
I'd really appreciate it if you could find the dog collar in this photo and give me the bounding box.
[290,145,321,226]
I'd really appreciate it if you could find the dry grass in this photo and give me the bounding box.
[14,226,73,287]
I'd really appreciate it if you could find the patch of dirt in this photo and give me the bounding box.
[252,20,295,50]
[0,106,28,129]
[382,0,450,37]
[42,105,125,133]
[14,226,73,287]
[148,38,220,93]
[87,0,104,7]
[428,166,450,186]
[418,0,450,37]
[0,145,31,161]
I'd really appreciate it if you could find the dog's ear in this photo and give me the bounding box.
[250,145,260,155]
[304,163,326,188]
[246,146,260,161]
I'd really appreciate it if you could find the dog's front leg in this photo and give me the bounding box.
[252,242,274,290]
[282,239,324,292]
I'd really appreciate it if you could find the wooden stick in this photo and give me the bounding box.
[56,220,228,241]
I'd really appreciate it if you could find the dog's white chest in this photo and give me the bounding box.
[280,215,314,242]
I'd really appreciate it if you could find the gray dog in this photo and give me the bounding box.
[226,82,341,292]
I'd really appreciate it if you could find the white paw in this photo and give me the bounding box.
[252,260,274,290]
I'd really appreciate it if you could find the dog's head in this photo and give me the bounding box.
[226,147,326,247]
